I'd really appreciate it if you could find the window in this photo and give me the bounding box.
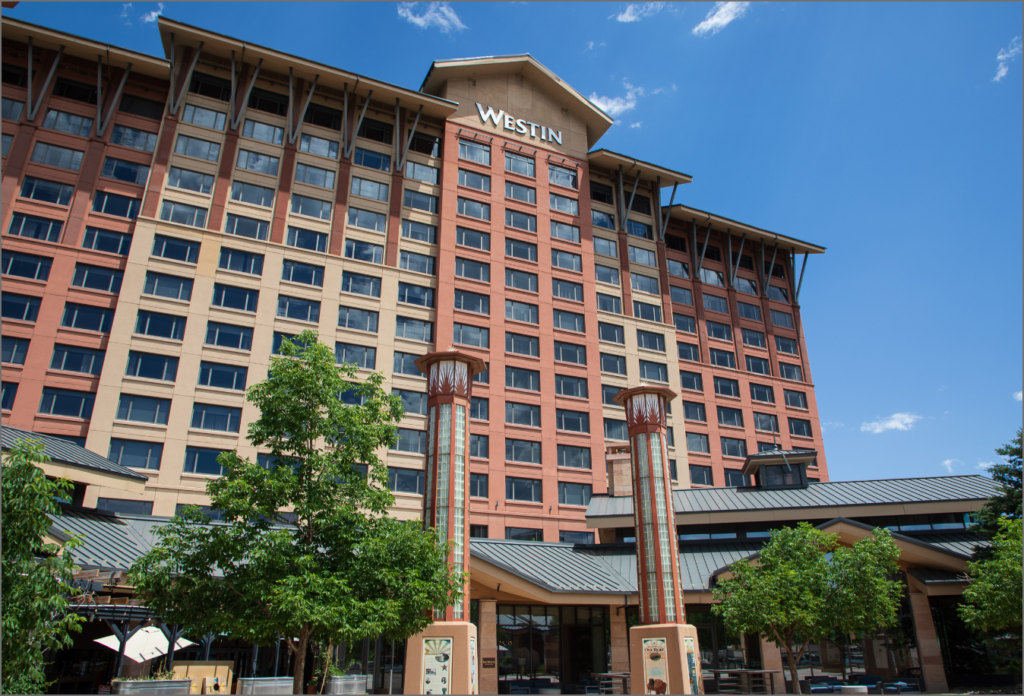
[241,119,284,144]
[277,295,320,323]
[626,220,652,240]
[124,350,178,382]
[663,287,692,308]
[553,309,585,332]
[456,226,489,250]
[388,468,425,494]
[63,303,114,333]
[721,437,747,458]
[751,383,776,404]
[771,309,795,329]
[505,299,537,323]
[168,167,214,194]
[110,124,158,152]
[275,260,323,289]
[592,210,615,230]
[506,528,542,541]
[212,283,258,313]
[453,323,489,348]
[205,322,253,350]
[595,265,619,285]
[470,523,489,537]
[555,374,588,399]
[628,245,657,266]
[754,412,779,433]
[52,77,97,103]
[746,355,771,376]
[506,238,538,262]
[718,406,744,428]
[20,177,73,205]
[767,285,790,303]
[459,138,489,164]
[347,207,387,233]
[601,385,621,405]
[134,309,186,340]
[396,282,433,307]
[2,97,25,123]
[355,147,390,172]
[707,321,732,341]
[505,209,536,231]
[600,353,626,375]
[392,428,427,454]
[678,342,700,362]
[401,220,437,244]
[667,259,689,278]
[31,142,84,171]
[633,301,662,323]
[400,250,436,275]
[505,151,534,176]
[291,194,332,220]
[301,100,342,130]
[784,390,808,408]
[506,402,541,427]
[470,396,489,420]
[558,482,592,507]
[456,257,490,282]
[108,440,163,471]
[408,130,440,156]
[8,214,63,244]
[556,445,591,470]
[72,263,123,294]
[335,343,376,369]
[470,472,488,497]
[595,294,621,315]
[506,332,539,357]
[499,181,535,206]
[393,351,421,376]
[674,314,697,334]
[459,168,490,191]
[183,447,229,476]
[236,149,278,175]
[734,277,758,296]
[556,409,589,433]
[272,332,308,355]
[453,290,488,315]
[2,337,29,365]
[506,477,542,502]
[780,363,804,382]
[198,362,247,391]
[506,439,541,464]
[733,301,761,321]
[395,316,432,342]
[287,226,327,252]
[554,342,586,365]
[2,251,52,281]
[507,268,538,292]
[713,377,739,399]
[631,273,659,296]
[724,469,748,487]
[550,222,581,246]
[686,432,710,454]
[38,388,95,419]
[161,201,207,228]
[117,394,170,424]
[51,345,105,375]
[247,87,288,116]
[404,189,438,213]
[473,361,488,382]
[703,294,729,315]
[344,239,384,264]
[117,93,163,119]
[338,306,379,333]
[699,268,725,287]
[393,389,428,416]
[598,323,624,344]
[356,117,393,144]
[680,370,703,392]
[231,181,275,207]
[549,164,578,189]
[180,103,227,130]
[690,464,713,486]
[506,366,540,392]
[604,418,628,441]
[636,359,668,383]
[683,401,706,422]
[550,195,579,217]
[776,336,799,355]
[743,328,767,349]
[175,134,220,162]
[552,249,582,272]
[709,348,736,369]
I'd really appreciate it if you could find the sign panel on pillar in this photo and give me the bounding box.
[404,351,486,695]
[613,385,704,695]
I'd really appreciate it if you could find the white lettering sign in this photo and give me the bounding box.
[475,103,562,145]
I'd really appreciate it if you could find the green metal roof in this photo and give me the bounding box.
[2,427,148,482]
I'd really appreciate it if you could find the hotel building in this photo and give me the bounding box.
[1,16,827,543]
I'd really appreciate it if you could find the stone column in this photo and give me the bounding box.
[907,592,948,693]
[609,606,630,673]
[479,599,498,695]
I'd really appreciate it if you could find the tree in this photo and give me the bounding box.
[973,429,1022,543]
[2,439,84,694]
[712,523,902,688]
[130,331,464,694]
[958,517,1023,633]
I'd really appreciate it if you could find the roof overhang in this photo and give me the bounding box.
[2,17,170,80]
[741,449,818,476]
[588,149,693,188]
[39,459,148,495]
[157,17,459,120]
[469,556,627,606]
[666,203,826,255]
[420,55,614,147]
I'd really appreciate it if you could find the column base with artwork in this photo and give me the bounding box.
[405,622,478,695]
[629,624,703,695]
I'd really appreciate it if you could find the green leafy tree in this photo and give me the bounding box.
[712,522,902,688]
[2,440,84,694]
[959,517,1023,633]
[130,331,464,694]
[973,429,1022,544]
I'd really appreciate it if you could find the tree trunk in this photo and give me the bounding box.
[293,630,310,695]
[785,646,801,694]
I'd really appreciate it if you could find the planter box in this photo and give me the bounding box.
[325,675,370,694]
[237,677,297,694]
[111,680,193,695]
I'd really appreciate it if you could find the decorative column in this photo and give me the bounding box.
[614,385,703,695]
[404,351,485,695]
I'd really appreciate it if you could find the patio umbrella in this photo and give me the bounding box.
[95,626,196,664]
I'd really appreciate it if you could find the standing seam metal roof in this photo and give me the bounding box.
[2,427,148,482]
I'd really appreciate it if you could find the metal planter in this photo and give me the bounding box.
[324,675,371,694]
[237,677,298,694]
[111,679,193,695]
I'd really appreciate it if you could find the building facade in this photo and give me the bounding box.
[2,16,828,543]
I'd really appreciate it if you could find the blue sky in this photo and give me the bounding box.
[9,2,1022,482]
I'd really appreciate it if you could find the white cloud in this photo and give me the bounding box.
[994,37,1022,82]
[1014,391,1022,402]
[397,2,467,33]
[629,121,642,129]
[611,2,665,23]
[588,80,645,118]
[140,2,163,23]
[692,2,749,37]
[977,461,995,470]
[941,458,962,474]
[584,41,606,53]
[820,421,845,434]
[860,412,921,434]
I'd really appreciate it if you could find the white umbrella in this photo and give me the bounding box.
[95,626,196,664]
